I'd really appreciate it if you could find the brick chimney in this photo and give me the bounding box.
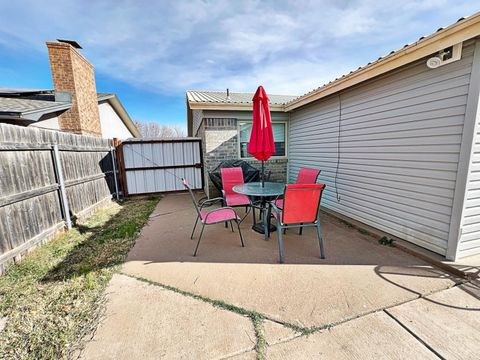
[46,40,102,137]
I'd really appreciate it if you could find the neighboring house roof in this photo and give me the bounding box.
[285,12,480,110]
[186,90,297,136]
[0,88,140,137]
[0,96,71,118]
[187,90,297,111]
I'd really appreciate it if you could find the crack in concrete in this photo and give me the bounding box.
[383,310,445,360]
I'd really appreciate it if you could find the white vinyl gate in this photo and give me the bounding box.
[120,138,203,195]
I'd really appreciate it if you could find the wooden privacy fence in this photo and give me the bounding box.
[117,138,203,195]
[0,123,119,272]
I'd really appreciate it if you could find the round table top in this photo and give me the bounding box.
[233,182,285,197]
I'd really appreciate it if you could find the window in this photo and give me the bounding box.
[239,121,287,158]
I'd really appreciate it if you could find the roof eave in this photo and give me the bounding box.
[285,12,480,111]
[20,103,72,120]
[97,93,115,102]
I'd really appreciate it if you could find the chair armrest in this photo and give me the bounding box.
[270,202,282,214]
[199,197,224,209]
[271,194,283,207]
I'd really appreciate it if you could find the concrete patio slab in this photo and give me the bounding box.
[122,194,459,328]
[263,320,300,346]
[386,282,480,360]
[226,350,257,359]
[266,311,438,359]
[81,274,256,360]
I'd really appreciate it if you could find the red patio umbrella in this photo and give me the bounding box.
[248,86,275,187]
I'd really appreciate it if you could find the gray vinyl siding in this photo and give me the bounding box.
[288,40,476,256]
[192,109,203,136]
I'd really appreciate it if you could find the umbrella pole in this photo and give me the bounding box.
[261,160,265,187]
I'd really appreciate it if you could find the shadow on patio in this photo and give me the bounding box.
[122,193,474,328]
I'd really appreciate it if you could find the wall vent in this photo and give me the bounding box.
[426,42,462,69]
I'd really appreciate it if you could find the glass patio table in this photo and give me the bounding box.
[232,182,285,240]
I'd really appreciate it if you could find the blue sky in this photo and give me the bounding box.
[0,1,478,129]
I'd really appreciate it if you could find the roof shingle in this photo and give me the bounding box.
[0,97,69,115]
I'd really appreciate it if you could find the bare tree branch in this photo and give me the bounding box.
[133,121,186,138]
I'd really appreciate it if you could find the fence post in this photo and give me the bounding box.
[110,147,120,200]
[52,144,72,230]
[113,138,128,197]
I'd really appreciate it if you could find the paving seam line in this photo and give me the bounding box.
[148,207,192,218]
[383,309,446,360]
[216,346,256,360]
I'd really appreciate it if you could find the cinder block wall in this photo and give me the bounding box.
[198,117,287,197]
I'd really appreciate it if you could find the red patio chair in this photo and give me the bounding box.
[221,167,251,207]
[296,167,321,184]
[182,178,245,256]
[269,183,326,263]
[273,167,321,216]
[221,167,252,226]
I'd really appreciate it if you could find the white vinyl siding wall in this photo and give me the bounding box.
[460,137,480,257]
[456,40,480,259]
[288,40,476,256]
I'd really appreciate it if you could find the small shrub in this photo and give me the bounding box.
[379,236,394,246]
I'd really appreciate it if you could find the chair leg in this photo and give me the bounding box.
[190,215,199,239]
[277,224,285,264]
[240,205,251,224]
[236,221,245,247]
[316,223,325,259]
[263,206,269,241]
[223,198,229,228]
[266,205,272,238]
[230,221,234,232]
[299,224,303,235]
[193,223,206,256]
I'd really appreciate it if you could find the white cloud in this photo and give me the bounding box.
[0,0,477,97]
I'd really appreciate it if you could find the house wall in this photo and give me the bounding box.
[197,110,289,197]
[288,39,477,257]
[29,115,60,130]
[98,101,134,140]
[192,109,203,136]
[451,39,480,259]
